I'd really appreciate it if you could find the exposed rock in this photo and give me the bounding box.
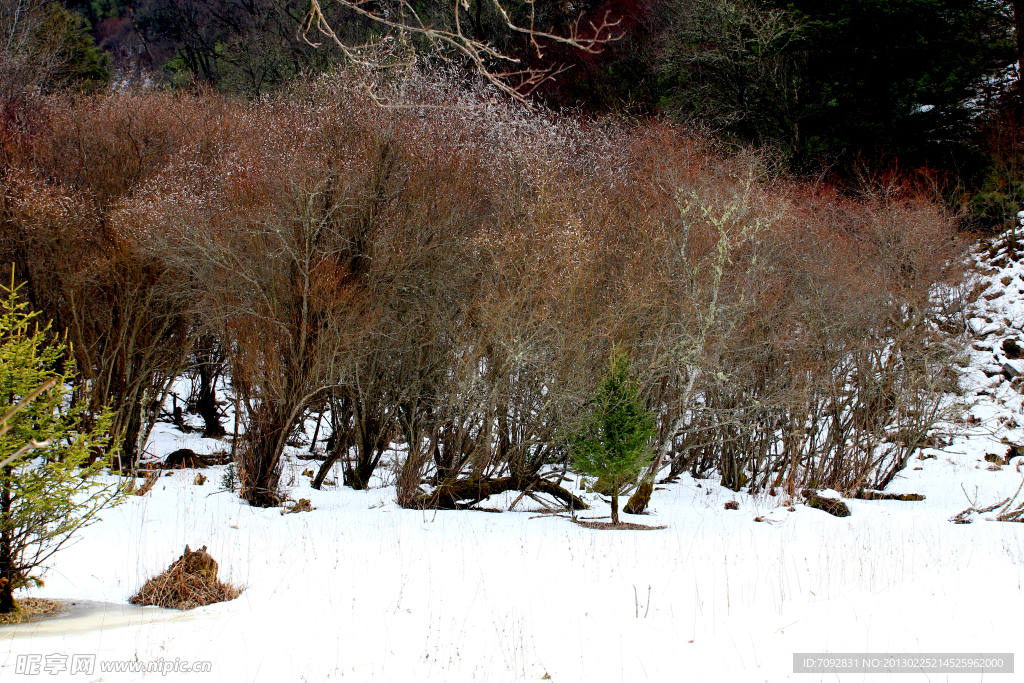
[981,363,1005,377]
[969,317,1001,336]
[1002,361,1023,379]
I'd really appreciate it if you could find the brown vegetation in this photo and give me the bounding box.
[0,68,966,509]
[130,546,240,610]
[0,596,64,624]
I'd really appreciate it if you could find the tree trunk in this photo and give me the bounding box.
[344,456,378,490]
[196,336,225,438]
[409,476,589,511]
[196,373,224,438]
[238,406,289,507]
[345,413,377,490]
[1014,0,1024,95]
[313,438,346,490]
[0,465,15,614]
[309,411,323,453]
[624,480,652,515]
[229,393,240,464]
[313,396,351,490]
[117,403,142,472]
[0,580,12,614]
[610,484,620,525]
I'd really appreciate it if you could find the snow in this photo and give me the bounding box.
[3,240,1024,682]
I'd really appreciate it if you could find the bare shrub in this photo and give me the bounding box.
[137,107,370,505]
[636,162,965,499]
[378,94,617,510]
[0,93,207,470]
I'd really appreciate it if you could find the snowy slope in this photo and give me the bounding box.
[2,236,1024,683]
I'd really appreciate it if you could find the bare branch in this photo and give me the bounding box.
[299,0,622,105]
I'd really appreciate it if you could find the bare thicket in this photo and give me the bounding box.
[625,146,964,501]
[0,94,200,470]
[136,94,380,506]
[0,69,966,509]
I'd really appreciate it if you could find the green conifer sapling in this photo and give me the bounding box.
[570,351,656,525]
[0,272,124,614]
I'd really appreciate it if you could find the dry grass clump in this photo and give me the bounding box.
[281,498,315,514]
[130,546,240,610]
[0,597,66,624]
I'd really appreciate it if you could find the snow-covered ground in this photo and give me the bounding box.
[3,237,1024,682]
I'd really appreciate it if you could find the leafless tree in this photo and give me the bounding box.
[157,165,367,505]
[300,0,622,104]
[2,0,66,110]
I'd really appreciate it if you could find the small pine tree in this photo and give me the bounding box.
[570,351,656,525]
[0,273,124,614]
[220,461,238,493]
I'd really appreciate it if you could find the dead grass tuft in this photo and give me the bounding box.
[0,598,66,624]
[281,498,315,514]
[130,546,241,610]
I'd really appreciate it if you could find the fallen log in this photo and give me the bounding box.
[408,476,589,511]
[854,489,925,501]
[135,472,159,497]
